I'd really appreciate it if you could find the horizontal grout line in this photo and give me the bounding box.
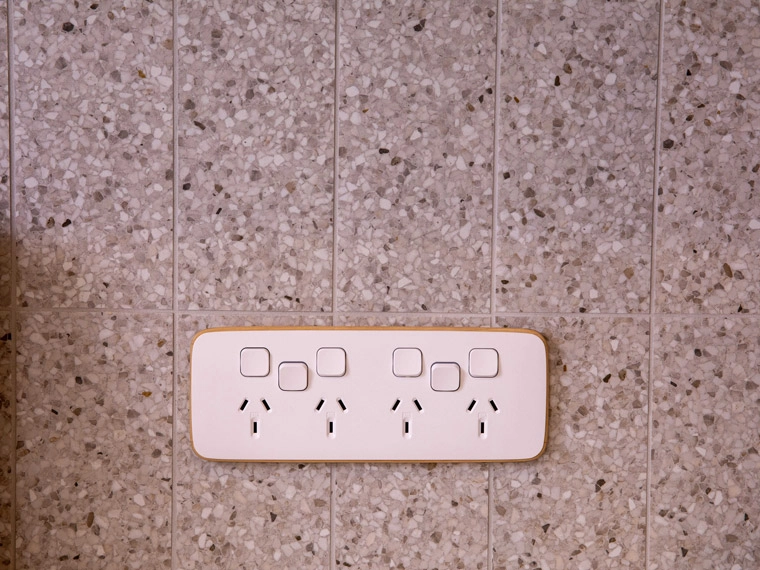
[7,307,758,319]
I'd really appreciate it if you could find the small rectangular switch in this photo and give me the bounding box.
[469,348,499,378]
[430,362,461,392]
[317,347,347,377]
[393,348,423,377]
[240,347,270,377]
[278,361,308,391]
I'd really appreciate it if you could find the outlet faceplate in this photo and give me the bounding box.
[190,327,548,462]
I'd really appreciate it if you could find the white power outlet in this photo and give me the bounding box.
[190,327,548,462]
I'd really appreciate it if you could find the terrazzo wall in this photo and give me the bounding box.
[0,0,758,568]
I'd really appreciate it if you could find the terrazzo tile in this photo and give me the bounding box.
[176,313,331,569]
[657,1,760,314]
[335,463,488,570]
[0,313,11,568]
[650,317,760,569]
[337,0,496,313]
[333,314,489,569]
[13,0,173,309]
[496,1,658,313]
[15,312,172,568]
[177,0,335,311]
[493,316,649,569]
[0,3,10,309]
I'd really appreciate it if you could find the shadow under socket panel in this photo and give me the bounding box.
[190,327,549,462]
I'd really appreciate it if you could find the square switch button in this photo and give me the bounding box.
[393,348,423,377]
[240,347,270,377]
[317,347,346,377]
[469,348,499,378]
[431,363,461,392]
[279,362,308,391]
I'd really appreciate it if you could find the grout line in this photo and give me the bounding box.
[329,1,340,569]
[9,306,753,320]
[646,0,667,568]
[171,0,179,568]
[331,0,341,322]
[489,0,502,329]
[7,2,17,569]
[330,464,336,570]
[487,1,502,569]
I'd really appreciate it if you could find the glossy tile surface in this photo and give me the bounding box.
[175,314,331,569]
[13,1,174,309]
[657,0,760,314]
[496,0,657,313]
[494,316,649,569]
[337,0,496,313]
[177,0,335,311]
[650,317,760,569]
[15,312,172,567]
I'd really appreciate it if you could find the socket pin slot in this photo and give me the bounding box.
[316,399,325,411]
[391,399,401,411]
[402,413,412,439]
[250,415,260,438]
[413,398,423,411]
[239,399,249,412]
[337,398,347,411]
[489,399,499,412]
[467,399,477,412]
[261,399,271,411]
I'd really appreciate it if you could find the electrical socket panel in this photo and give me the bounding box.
[190,327,548,462]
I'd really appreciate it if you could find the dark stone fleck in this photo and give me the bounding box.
[595,478,606,492]
[663,139,674,149]
[55,56,69,70]
[694,348,702,357]
[62,219,72,227]
[681,547,688,557]
[379,148,390,154]
[62,22,75,32]
[542,523,550,533]
[723,263,733,278]
[413,19,426,32]
[430,531,442,543]
[86,512,94,528]
[554,76,560,86]
[270,512,277,522]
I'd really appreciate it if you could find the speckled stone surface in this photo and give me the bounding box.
[333,314,489,569]
[177,0,335,311]
[175,314,332,569]
[657,1,760,314]
[336,463,488,570]
[496,1,657,313]
[650,318,760,569]
[337,0,496,313]
[13,0,174,309]
[494,316,649,569]
[0,2,10,309]
[15,312,172,568]
[0,313,11,567]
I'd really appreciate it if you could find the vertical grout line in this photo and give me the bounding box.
[488,2,502,569]
[171,0,179,568]
[329,1,340,569]
[331,0,341,323]
[646,1,667,568]
[6,2,17,568]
